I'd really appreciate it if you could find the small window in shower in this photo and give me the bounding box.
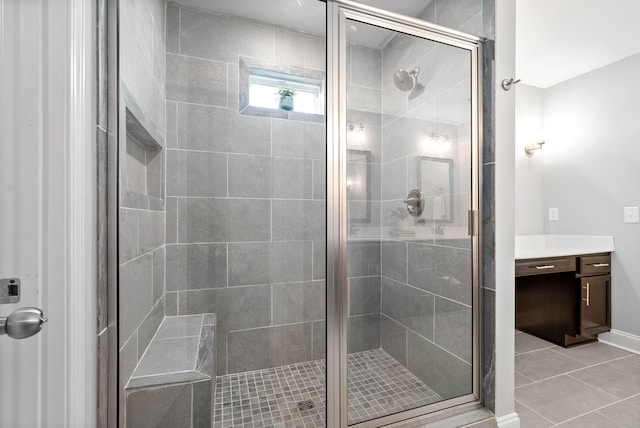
[248,68,324,115]
[239,56,326,122]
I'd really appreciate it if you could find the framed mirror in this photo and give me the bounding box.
[417,156,454,222]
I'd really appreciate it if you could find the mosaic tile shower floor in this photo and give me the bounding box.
[213,348,441,427]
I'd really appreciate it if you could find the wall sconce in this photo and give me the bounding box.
[430,132,450,143]
[525,139,545,155]
[348,122,365,132]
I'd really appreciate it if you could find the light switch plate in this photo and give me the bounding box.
[548,207,559,221]
[624,206,639,223]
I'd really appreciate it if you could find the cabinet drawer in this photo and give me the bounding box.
[515,257,576,277]
[579,254,611,276]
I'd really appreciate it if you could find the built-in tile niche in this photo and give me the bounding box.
[123,108,164,211]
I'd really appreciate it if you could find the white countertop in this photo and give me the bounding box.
[515,235,615,260]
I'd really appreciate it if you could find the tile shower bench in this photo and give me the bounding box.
[125,314,217,428]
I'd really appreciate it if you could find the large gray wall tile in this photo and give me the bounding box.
[166,150,227,197]
[228,241,313,286]
[272,157,313,199]
[217,332,228,375]
[192,380,213,428]
[152,247,165,303]
[177,104,271,154]
[381,240,407,283]
[347,241,381,277]
[349,276,381,316]
[165,197,177,243]
[272,199,325,241]
[120,0,165,137]
[382,115,435,163]
[272,119,326,160]
[274,29,324,70]
[272,281,325,324]
[227,323,312,373]
[166,53,227,106]
[126,383,192,428]
[351,45,381,89]
[228,154,272,198]
[312,320,326,360]
[138,210,164,254]
[313,241,326,280]
[120,254,154,344]
[409,45,469,111]
[165,5,179,54]
[381,314,407,367]
[165,101,177,148]
[347,85,382,115]
[381,277,434,340]
[347,313,381,353]
[137,297,164,358]
[381,157,408,201]
[313,160,326,200]
[119,208,138,263]
[178,286,271,332]
[407,331,472,400]
[180,8,273,63]
[177,198,271,243]
[166,244,227,290]
[407,243,472,305]
[434,297,472,364]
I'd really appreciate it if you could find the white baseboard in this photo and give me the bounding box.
[599,329,640,355]
[496,412,520,428]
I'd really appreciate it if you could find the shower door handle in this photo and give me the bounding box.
[0,307,48,339]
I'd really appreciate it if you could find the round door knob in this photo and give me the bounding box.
[5,307,48,339]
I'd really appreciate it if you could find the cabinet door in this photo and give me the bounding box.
[580,275,611,335]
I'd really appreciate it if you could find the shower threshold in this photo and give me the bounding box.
[213,348,441,427]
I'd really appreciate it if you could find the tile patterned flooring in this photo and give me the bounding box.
[213,348,441,427]
[515,330,640,427]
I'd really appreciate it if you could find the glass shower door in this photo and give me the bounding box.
[340,12,480,427]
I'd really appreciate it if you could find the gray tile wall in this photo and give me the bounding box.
[120,0,166,138]
[118,1,167,425]
[165,5,328,374]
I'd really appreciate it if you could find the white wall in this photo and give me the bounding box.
[514,84,545,235]
[494,0,519,426]
[543,52,640,346]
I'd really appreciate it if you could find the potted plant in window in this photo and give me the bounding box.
[277,87,296,111]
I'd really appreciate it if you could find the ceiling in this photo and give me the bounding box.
[516,0,640,88]
[170,0,433,49]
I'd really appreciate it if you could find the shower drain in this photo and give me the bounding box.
[297,399,315,411]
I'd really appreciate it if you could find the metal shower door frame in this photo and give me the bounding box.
[326,1,484,426]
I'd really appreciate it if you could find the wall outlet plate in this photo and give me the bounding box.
[624,206,639,223]
[548,207,559,221]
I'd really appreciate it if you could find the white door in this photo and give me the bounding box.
[0,0,93,426]
[0,0,48,427]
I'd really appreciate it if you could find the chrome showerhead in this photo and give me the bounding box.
[393,66,421,92]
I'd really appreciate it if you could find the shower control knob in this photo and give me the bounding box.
[403,189,425,218]
[0,307,48,339]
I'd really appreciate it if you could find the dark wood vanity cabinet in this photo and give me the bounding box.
[516,253,611,347]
